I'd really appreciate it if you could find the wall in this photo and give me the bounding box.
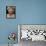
[16,0,46,24]
[0,0,18,44]
[0,0,46,44]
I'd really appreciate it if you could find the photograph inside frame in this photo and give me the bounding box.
[18,24,46,41]
[6,6,16,19]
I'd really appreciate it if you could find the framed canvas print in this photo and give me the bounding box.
[18,24,46,41]
[6,6,16,19]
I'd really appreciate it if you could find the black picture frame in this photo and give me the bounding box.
[6,6,16,19]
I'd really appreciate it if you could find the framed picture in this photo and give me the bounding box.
[18,24,46,41]
[6,6,16,19]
